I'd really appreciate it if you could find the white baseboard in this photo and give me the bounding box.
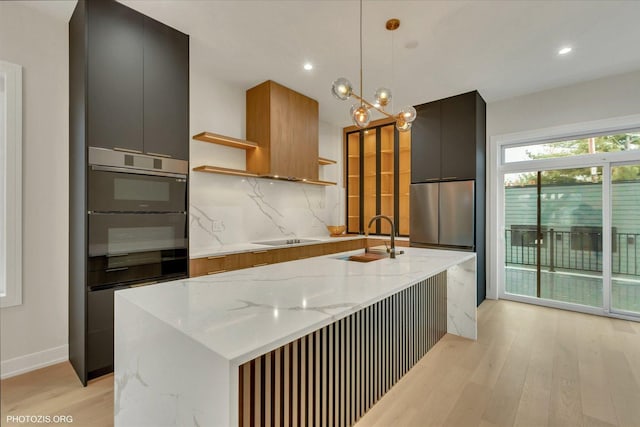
[1,345,68,380]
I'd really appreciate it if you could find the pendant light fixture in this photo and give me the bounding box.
[331,0,416,132]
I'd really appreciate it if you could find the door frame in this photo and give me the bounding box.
[488,113,640,321]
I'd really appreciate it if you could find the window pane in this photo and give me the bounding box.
[504,132,640,163]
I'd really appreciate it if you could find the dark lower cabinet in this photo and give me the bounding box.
[87,288,118,377]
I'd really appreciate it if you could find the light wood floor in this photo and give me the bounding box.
[0,364,113,427]
[356,300,640,427]
[1,300,639,427]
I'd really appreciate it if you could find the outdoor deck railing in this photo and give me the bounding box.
[505,228,639,277]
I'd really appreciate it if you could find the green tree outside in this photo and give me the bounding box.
[506,132,640,186]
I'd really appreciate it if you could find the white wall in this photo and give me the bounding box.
[189,39,343,254]
[0,2,69,378]
[486,70,640,300]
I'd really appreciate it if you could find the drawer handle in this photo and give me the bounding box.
[113,147,143,154]
[207,270,227,275]
[442,176,457,180]
[252,251,268,254]
[252,263,268,267]
[206,255,225,260]
[146,152,172,159]
[131,280,157,288]
[106,267,128,273]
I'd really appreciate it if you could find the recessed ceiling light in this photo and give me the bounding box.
[558,46,572,55]
[405,40,419,49]
[303,63,313,71]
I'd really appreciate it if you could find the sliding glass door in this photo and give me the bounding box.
[504,167,604,308]
[499,128,640,319]
[611,162,640,316]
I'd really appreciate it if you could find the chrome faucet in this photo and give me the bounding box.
[367,215,397,259]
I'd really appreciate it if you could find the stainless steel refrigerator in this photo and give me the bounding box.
[410,180,475,250]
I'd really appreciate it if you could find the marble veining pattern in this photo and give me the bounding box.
[245,178,294,237]
[117,247,476,364]
[446,257,478,339]
[189,205,225,246]
[189,172,341,253]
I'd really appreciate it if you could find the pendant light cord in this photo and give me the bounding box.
[359,0,363,108]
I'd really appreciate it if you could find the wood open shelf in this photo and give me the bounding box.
[304,179,337,186]
[318,157,337,165]
[192,132,258,149]
[193,165,336,186]
[192,165,258,177]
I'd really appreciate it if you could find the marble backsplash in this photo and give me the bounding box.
[189,171,344,253]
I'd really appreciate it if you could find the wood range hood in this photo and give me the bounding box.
[246,80,320,181]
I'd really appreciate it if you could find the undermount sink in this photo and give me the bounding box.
[253,238,319,247]
[334,252,388,263]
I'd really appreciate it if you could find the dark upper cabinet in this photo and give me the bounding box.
[441,92,477,180]
[411,91,485,183]
[143,17,189,160]
[84,0,189,159]
[411,102,441,183]
[87,0,144,153]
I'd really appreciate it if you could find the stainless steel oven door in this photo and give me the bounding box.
[88,166,187,213]
[87,212,188,288]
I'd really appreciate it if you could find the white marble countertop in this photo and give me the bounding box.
[189,235,410,258]
[117,246,474,365]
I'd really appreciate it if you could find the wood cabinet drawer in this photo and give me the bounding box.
[246,250,273,267]
[190,239,369,277]
[225,250,274,270]
[190,256,226,277]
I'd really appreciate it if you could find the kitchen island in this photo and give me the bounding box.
[114,247,476,427]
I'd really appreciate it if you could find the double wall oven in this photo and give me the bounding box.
[87,147,189,290]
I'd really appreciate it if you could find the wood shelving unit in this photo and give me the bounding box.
[192,132,258,149]
[193,131,336,186]
[344,121,411,236]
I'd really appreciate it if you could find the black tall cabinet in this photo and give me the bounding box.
[69,0,189,385]
[411,91,486,305]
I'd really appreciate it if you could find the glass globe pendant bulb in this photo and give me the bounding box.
[331,77,353,101]
[399,106,417,123]
[396,119,412,132]
[350,104,371,128]
[374,87,392,107]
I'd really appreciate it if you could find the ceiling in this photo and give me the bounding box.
[21,0,640,127]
